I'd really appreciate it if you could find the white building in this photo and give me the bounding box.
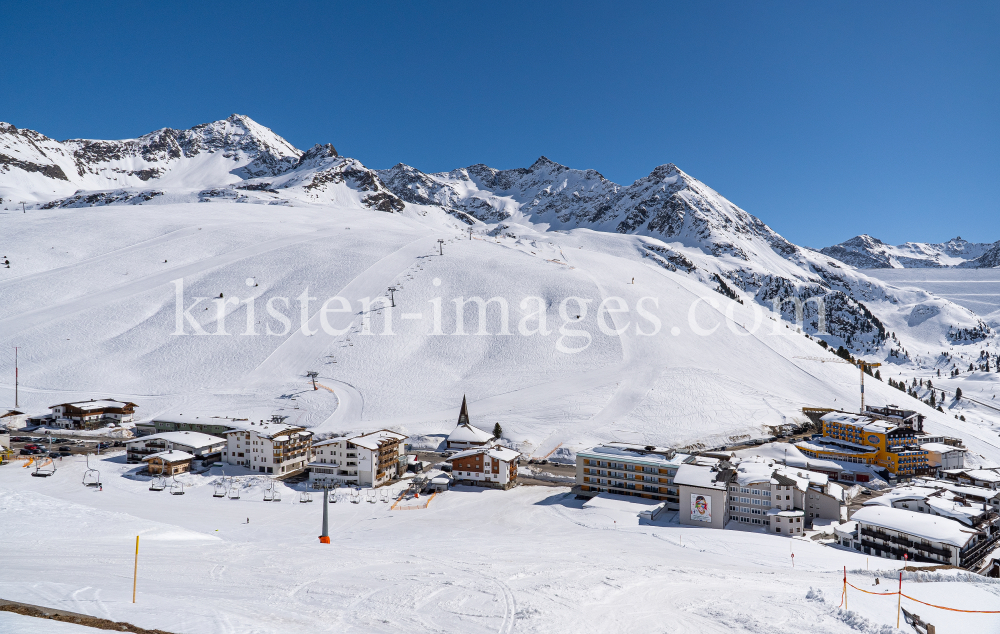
[126,431,226,464]
[847,506,989,566]
[920,442,966,471]
[308,429,407,488]
[224,421,312,475]
[47,399,137,430]
[447,445,521,489]
[0,410,27,430]
[730,458,847,530]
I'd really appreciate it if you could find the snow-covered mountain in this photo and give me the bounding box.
[820,234,1000,269]
[1,114,993,356]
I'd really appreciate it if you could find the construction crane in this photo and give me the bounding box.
[795,356,882,414]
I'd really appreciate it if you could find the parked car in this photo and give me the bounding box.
[58,449,73,456]
[24,444,39,450]
[19,448,34,455]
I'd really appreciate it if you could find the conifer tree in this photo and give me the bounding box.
[493,423,503,439]
[955,387,963,400]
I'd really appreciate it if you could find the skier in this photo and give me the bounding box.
[247,517,250,524]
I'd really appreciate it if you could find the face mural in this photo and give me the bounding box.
[690,493,712,522]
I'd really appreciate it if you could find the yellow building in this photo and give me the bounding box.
[795,412,928,476]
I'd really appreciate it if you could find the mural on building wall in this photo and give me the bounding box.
[690,494,712,522]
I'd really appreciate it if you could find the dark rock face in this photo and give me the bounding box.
[0,153,69,180]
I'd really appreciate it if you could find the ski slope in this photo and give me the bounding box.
[4,200,992,458]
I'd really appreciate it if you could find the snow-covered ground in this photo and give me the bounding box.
[3,453,1000,634]
[865,268,1000,325]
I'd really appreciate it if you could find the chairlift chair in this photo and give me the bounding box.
[149,476,166,491]
[367,490,377,503]
[170,476,185,495]
[228,481,241,499]
[83,454,101,487]
[31,458,56,477]
[272,486,282,502]
[263,480,274,502]
[213,479,227,497]
[380,489,389,502]
[299,491,312,503]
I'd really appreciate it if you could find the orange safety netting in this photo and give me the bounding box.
[845,581,1000,614]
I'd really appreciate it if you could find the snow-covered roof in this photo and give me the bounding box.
[447,445,520,462]
[53,399,133,411]
[578,445,690,468]
[919,443,966,454]
[150,413,239,426]
[142,450,194,462]
[864,485,944,508]
[850,506,978,548]
[795,438,877,456]
[128,431,226,450]
[914,478,1000,500]
[821,412,900,435]
[348,430,407,450]
[785,455,844,473]
[224,422,306,439]
[834,520,857,538]
[735,459,777,486]
[447,422,494,444]
[925,497,983,525]
[960,469,1000,483]
[674,464,727,490]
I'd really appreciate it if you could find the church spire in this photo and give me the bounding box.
[457,395,470,426]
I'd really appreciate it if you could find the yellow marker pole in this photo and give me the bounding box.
[132,535,139,603]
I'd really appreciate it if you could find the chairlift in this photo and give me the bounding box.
[83,454,101,487]
[299,491,312,503]
[149,476,166,491]
[263,480,274,502]
[170,477,185,495]
[367,490,377,503]
[32,457,56,477]
[380,489,389,503]
[213,479,227,497]
[228,481,241,499]
[272,486,282,502]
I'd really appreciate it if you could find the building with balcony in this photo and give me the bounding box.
[142,450,194,475]
[576,443,690,508]
[126,431,226,464]
[224,420,312,475]
[846,505,998,568]
[795,411,929,476]
[308,429,407,488]
[47,399,137,430]
[447,445,521,489]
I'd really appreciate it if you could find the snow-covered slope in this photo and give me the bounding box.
[1,115,997,458]
[820,234,1000,269]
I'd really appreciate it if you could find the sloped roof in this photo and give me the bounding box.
[349,430,407,450]
[142,450,194,463]
[447,444,520,462]
[448,422,494,444]
[851,506,978,548]
[128,431,225,450]
[674,464,727,490]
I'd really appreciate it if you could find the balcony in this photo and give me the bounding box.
[859,527,952,559]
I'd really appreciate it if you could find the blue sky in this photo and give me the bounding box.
[1,1,997,247]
